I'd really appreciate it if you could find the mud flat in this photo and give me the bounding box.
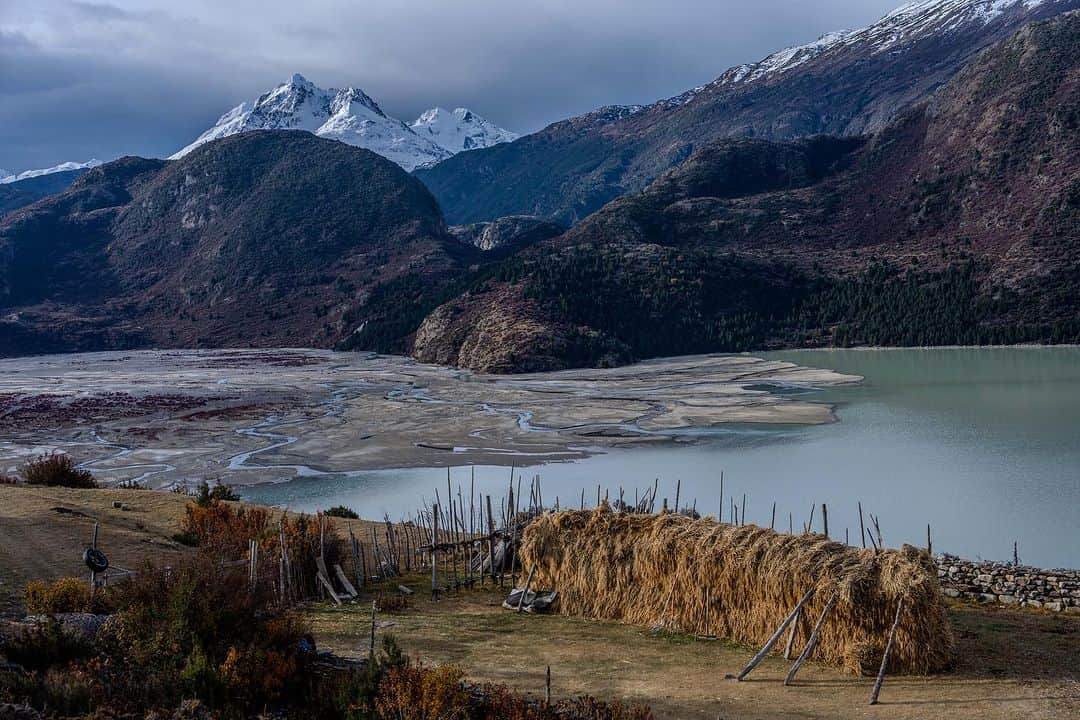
[0,349,858,487]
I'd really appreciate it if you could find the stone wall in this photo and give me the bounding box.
[936,554,1080,612]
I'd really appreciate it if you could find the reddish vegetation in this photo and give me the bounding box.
[0,391,226,429]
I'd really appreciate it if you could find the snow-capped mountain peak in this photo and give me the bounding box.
[171,75,516,171]
[410,107,519,153]
[0,159,103,184]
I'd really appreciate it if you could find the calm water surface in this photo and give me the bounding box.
[242,348,1080,569]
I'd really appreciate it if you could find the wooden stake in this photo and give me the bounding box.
[785,592,838,685]
[869,598,905,705]
[733,589,815,681]
[858,501,866,549]
[771,502,776,530]
[822,504,829,538]
[545,665,551,706]
[369,600,377,659]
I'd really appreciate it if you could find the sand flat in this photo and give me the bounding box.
[0,349,859,486]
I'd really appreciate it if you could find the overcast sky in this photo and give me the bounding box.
[1,0,903,172]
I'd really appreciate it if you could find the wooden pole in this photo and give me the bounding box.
[783,607,801,660]
[369,600,377,659]
[431,504,440,601]
[89,521,100,596]
[517,565,536,613]
[927,524,932,556]
[733,589,815,681]
[719,471,724,522]
[785,592,838,685]
[486,495,496,584]
[545,665,551,706]
[741,494,746,526]
[771,502,776,531]
[869,598,905,705]
[674,479,681,515]
[822,504,829,538]
[858,501,866,548]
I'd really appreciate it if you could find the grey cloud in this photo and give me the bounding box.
[1,0,902,172]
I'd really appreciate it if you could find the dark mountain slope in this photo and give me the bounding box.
[417,0,1078,226]
[0,131,475,355]
[413,11,1080,372]
[0,169,89,218]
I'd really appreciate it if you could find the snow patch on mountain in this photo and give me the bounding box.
[0,159,103,184]
[171,75,515,171]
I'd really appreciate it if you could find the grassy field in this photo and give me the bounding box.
[1,485,1077,718]
[308,577,1079,720]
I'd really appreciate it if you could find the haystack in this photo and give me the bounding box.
[519,507,955,675]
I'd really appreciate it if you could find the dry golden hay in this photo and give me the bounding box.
[519,507,956,675]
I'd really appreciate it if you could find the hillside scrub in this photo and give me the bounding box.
[21,454,96,488]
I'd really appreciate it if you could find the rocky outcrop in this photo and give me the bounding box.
[936,554,1080,612]
[449,215,564,252]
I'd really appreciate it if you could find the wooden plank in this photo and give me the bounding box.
[318,573,343,605]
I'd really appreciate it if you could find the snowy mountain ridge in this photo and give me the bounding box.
[0,159,103,184]
[714,0,1054,88]
[171,74,516,171]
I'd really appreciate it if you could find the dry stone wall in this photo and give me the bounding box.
[936,554,1080,612]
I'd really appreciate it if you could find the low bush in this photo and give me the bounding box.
[325,505,360,519]
[106,555,314,711]
[374,591,412,614]
[2,619,95,672]
[24,577,113,615]
[20,454,96,488]
[194,480,240,505]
